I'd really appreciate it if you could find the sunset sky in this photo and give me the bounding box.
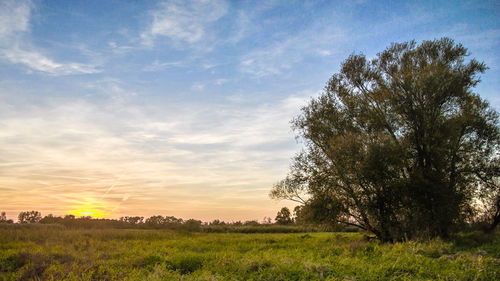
[1,0,499,222]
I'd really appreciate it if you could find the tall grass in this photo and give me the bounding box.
[0,224,498,280]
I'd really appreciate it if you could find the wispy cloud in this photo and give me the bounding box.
[0,0,30,37]
[0,0,100,75]
[84,78,137,103]
[215,78,229,85]
[0,89,310,220]
[225,10,250,44]
[444,24,500,52]
[239,25,345,77]
[142,60,184,72]
[190,82,205,91]
[141,0,228,47]
[107,41,135,55]
[3,47,100,75]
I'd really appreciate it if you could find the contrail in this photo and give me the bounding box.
[105,175,122,194]
[30,174,100,180]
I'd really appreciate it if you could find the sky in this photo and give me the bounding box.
[0,0,499,222]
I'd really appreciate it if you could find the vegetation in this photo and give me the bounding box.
[0,212,14,224]
[0,225,498,280]
[17,211,41,224]
[275,207,293,225]
[0,211,324,233]
[271,38,500,242]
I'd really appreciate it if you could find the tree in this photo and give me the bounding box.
[183,219,202,231]
[210,219,222,225]
[120,216,144,225]
[0,211,13,223]
[275,207,293,225]
[145,215,165,227]
[18,210,42,224]
[39,214,60,224]
[262,216,272,224]
[293,205,313,226]
[271,38,500,241]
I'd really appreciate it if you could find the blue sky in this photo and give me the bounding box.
[0,0,499,221]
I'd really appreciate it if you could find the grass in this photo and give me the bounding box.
[0,224,499,280]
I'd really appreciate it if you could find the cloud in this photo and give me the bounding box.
[225,10,250,44]
[0,0,100,75]
[316,49,332,56]
[141,0,229,47]
[190,82,205,91]
[84,78,137,103]
[0,89,311,220]
[215,78,228,85]
[445,24,500,51]
[3,47,100,75]
[107,41,135,55]
[0,0,30,38]
[142,60,184,72]
[239,25,345,77]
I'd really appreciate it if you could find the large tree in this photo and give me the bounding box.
[271,38,500,241]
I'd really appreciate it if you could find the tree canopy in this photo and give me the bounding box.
[271,38,500,242]
[18,210,42,224]
[275,207,293,225]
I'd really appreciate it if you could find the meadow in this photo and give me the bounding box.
[0,225,499,280]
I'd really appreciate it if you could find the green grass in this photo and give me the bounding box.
[0,225,499,280]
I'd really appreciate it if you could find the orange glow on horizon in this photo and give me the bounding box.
[67,198,114,219]
[70,208,108,218]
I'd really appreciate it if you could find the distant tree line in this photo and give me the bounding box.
[0,210,330,233]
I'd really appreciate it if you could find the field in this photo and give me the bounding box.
[0,225,499,280]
